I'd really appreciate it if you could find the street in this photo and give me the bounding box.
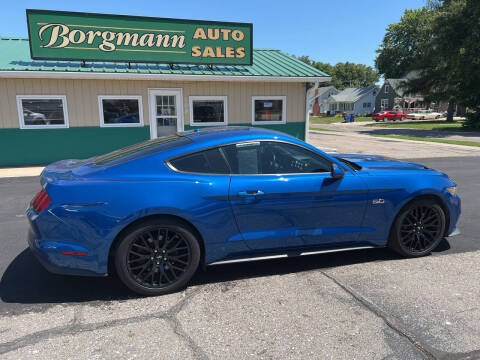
[0,150,479,359]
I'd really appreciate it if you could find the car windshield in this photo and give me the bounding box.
[94,135,192,165]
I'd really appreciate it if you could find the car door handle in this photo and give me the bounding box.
[238,190,265,196]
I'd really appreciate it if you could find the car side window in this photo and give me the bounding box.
[169,148,230,174]
[221,142,261,174]
[221,141,332,174]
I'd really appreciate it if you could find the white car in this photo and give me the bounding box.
[407,110,443,120]
[23,109,47,125]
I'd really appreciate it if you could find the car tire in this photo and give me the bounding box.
[388,199,446,257]
[114,218,201,296]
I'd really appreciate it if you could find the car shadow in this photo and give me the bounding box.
[0,239,451,304]
[0,249,133,304]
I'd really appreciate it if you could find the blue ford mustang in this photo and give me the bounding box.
[27,127,460,295]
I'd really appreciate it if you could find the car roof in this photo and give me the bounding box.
[179,126,298,145]
[90,126,335,172]
[150,126,315,160]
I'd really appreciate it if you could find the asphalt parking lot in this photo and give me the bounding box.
[0,155,479,359]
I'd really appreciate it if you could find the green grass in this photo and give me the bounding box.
[309,127,343,132]
[310,116,343,124]
[310,116,372,124]
[371,134,480,147]
[366,120,473,131]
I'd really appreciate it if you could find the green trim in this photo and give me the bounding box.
[0,122,305,167]
[184,122,306,140]
[0,126,150,166]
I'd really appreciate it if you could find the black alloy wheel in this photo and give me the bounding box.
[389,199,446,257]
[115,218,200,296]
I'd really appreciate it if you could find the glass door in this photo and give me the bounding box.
[149,89,183,138]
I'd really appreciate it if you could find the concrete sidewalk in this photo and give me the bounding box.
[0,167,43,178]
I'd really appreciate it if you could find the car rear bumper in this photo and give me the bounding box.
[26,207,107,277]
[28,228,105,276]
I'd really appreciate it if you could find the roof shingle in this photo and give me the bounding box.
[329,86,378,103]
[0,38,329,79]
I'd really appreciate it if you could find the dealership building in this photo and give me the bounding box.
[0,11,329,166]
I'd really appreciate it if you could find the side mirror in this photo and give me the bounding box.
[331,163,345,178]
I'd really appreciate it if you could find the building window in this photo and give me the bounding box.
[252,96,286,125]
[363,102,371,108]
[17,95,68,129]
[98,96,143,127]
[381,98,389,109]
[384,84,390,94]
[339,103,354,111]
[189,96,227,126]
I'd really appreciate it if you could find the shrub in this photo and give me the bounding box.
[463,109,480,129]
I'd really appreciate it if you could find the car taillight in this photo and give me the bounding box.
[31,189,51,213]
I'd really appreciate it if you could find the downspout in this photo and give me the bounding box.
[305,80,319,142]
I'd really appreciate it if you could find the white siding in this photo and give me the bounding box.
[0,78,306,128]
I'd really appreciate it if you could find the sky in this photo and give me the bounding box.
[1,0,426,68]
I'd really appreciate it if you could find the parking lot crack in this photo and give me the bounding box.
[72,305,84,325]
[164,287,210,360]
[0,312,167,355]
[319,269,442,360]
[0,288,206,357]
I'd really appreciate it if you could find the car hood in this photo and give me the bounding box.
[331,153,430,172]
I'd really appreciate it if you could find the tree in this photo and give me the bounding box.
[297,57,379,90]
[404,1,460,122]
[403,0,479,125]
[327,62,379,89]
[445,0,480,128]
[375,8,436,78]
[376,1,480,127]
[297,55,313,65]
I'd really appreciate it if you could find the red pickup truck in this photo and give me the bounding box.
[372,111,407,121]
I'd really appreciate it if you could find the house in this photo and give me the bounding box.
[327,86,378,116]
[375,75,465,114]
[307,86,339,116]
[375,78,425,112]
